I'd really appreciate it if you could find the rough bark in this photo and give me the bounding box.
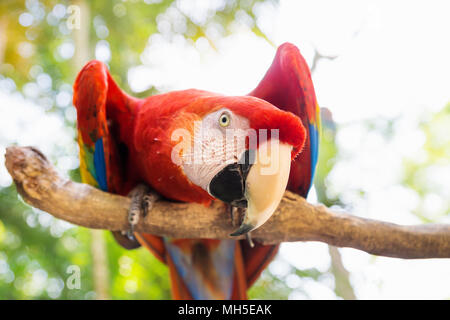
[4,146,450,259]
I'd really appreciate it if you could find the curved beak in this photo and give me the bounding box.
[230,140,292,236]
[208,140,292,236]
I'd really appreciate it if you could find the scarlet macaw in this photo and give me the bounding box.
[73,42,320,299]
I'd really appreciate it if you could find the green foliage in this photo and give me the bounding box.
[314,108,339,207]
[402,104,450,222]
[248,263,324,299]
[0,185,94,299]
[105,232,171,299]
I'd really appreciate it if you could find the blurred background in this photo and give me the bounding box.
[0,0,449,299]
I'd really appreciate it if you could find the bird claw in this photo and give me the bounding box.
[127,184,160,238]
[226,204,237,226]
[227,205,254,247]
[142,192,159,217]
[246,233,255,248]
[127,185,146,240]
[112,184,159,250]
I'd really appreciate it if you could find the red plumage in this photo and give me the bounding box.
[74,42,319,299]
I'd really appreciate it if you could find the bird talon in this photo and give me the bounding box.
[246,233,255,248]
[126,184,150,233]
[112,184,160,250]
[126,228,136,241]
[226,204,235,226]
[142,192,159,217]
[142,196,150,216]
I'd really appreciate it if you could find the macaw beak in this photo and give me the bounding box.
[208,139,292,236]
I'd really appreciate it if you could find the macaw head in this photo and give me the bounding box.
[175,95,306,235]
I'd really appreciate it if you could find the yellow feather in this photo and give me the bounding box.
[78,134,99,187]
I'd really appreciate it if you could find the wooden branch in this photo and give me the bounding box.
[4,146,450,259]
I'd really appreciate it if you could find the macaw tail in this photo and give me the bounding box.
[136,234,278,299]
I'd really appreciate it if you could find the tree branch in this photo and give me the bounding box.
[4,146,450,259]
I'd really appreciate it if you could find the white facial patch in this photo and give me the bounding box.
[180,108,250,192]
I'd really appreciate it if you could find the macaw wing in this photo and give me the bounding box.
[74,60,165,255]
[74,60,127,193]
[249,42,320,198]
[242,43,321,286]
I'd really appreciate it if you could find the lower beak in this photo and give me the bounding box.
[230,141,292,236]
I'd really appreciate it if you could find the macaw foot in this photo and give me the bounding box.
[246,233,255,248]
[228,206,255,248]
[227,204,238,226]
[112,184,160,250]
[127,184,160,237]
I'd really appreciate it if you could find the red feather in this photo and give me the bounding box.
[74,42,316,300]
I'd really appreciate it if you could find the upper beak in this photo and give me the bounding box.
[208,140,292,236]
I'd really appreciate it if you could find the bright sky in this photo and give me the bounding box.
[1,0,449,299]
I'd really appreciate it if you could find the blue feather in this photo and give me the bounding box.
[94,138,108,191]
[165,239,236,300]
[308,123,319,190]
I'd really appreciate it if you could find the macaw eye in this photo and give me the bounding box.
[219,112,231,127]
